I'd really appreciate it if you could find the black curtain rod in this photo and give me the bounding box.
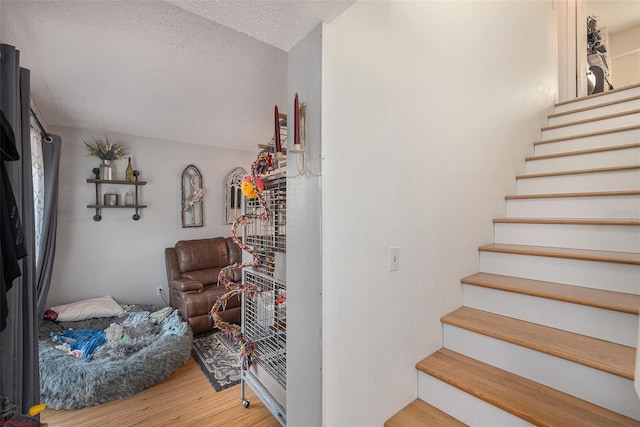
[29,108,53,143]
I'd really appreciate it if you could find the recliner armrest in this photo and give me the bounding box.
[169,279,203,293]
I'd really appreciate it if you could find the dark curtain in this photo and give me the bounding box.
[0,44,40,413]
[36,134,61,324]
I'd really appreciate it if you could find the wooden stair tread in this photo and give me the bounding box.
[461,272,640,314]
[493,217,640,226]
[384,399,467,427]
[534,124,640,145]
[549,95,640,119]
[516,164,640,179]
[416,348,640,427]
[479,243,640,265]
[441,307,635,379]
[542,108,640,132]
[526,142,640,161]
[505,189,640,200]
[554,82,640,107]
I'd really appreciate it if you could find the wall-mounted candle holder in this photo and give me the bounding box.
[288,94,306,177]
[272,105,287,165]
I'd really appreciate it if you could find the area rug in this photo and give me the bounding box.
[192,330,242,392]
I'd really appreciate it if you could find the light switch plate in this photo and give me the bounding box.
[390,247,399,271]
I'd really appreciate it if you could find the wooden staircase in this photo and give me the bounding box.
[386,83,640,426]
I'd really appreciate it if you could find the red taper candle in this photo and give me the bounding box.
[274,105,282,153]
[294,93,300,146]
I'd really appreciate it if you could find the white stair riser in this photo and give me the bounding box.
[548,98,640,126]
[462,285,638,346]
[417,372,533,427]
[526,146,640,174]
[443,326,640,421]
[535,127,640,156]
[505,195,640,219]
[516,169,640,195]
[552,86,640,114]
[541,112,640,140]
[494,222,640,252]
[479,251,640,295]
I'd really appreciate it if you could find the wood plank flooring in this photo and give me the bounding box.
[525,142,640,161]
[41,357,280,427]
[478,243,640,265]
[384,399,467,427]
[533,124,640,145]
[541,108,640,131]
[416,349,640,427]
[553,82,640,107]
[461,272,640,314]
[515,163,640,179]
[441,307,635,379]
[549,95,640,118]
[493,217,640,226]
[505,190,640,200]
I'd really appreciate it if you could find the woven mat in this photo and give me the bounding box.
[191,330,241,392]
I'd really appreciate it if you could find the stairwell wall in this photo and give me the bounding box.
[609,25,640,88]
[321,1,557,425]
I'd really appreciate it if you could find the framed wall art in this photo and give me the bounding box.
[181,164,203,228]
[225,167,246,224]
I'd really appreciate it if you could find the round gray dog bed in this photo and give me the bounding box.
[39,305,193,410]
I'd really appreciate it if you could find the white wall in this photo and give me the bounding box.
[609,25,640,88]
[321,1,557,425]
[557,0,578,101]
[287,23,324,427]
[47,125,256,307]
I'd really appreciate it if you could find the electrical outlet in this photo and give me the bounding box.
[156,286,163,295]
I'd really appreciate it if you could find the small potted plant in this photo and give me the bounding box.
[84,136,128,180]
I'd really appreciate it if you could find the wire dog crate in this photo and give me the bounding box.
[241,172,287,425]
[244,271,286,386]
[244,174,286,276]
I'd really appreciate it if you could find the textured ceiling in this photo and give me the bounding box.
[4,0,634,152]
[587,0,640,33]
[0,0,354,151]
[166,0,354,51]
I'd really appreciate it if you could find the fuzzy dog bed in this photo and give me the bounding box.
[39,301,193,410]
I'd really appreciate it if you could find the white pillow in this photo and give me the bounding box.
[49,295,125,322]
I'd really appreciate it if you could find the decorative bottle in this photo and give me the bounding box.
[125,157,134,181]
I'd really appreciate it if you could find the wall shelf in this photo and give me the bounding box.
[87,167,147,221]
[86,205,148,209]
[87,179,147,185]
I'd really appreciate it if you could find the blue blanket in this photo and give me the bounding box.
[50,329,107,359]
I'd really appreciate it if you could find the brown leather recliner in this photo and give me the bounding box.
[165,237,242,335]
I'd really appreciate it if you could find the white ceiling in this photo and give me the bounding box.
[3,0,636,152]
[166,0,354,52]
[587,0,640,33]
[0,0,354,151]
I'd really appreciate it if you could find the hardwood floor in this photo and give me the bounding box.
[41,357,280,427]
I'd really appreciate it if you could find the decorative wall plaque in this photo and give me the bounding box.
[225,167,246,224]
[181,164,203,228]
